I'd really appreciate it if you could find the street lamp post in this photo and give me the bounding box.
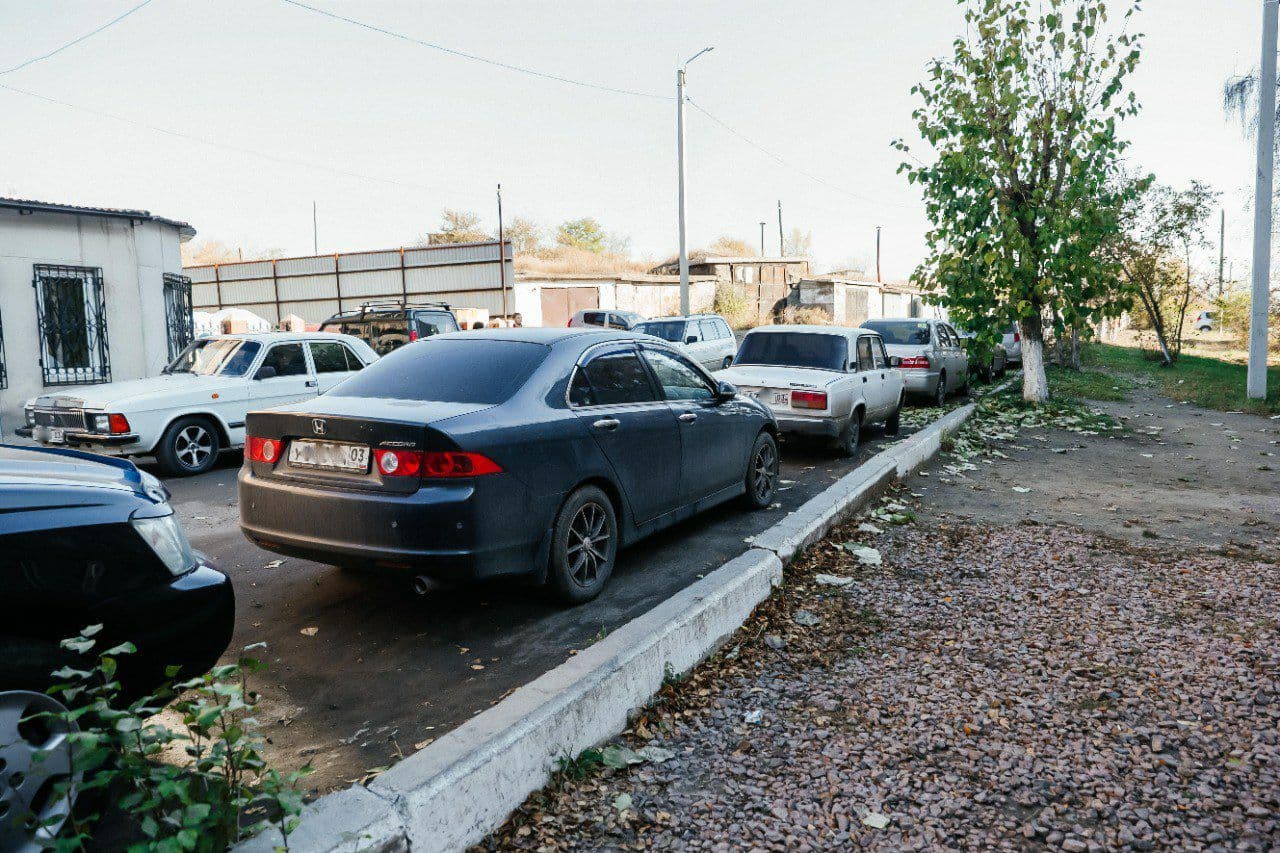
[677,47,713,316]
[759,221,766,255]
[1248,0,1277,399]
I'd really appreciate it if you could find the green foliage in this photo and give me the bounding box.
[555,218,610,254]
[897,0,1145,401]
[31,629,308,851]
[1045,363,1133,400]
[712,283,754,329]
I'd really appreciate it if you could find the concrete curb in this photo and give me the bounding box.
[239,394,991,853]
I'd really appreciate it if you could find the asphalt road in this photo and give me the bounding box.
[158,416,929,793]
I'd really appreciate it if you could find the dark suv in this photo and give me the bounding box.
[319,301,460,356]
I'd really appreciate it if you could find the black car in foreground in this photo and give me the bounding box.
[239,328,780,603]
[0,445,234,692]
[1,445,234,846]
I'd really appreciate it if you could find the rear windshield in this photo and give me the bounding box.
[862,320,931,346]
[634,321,687,343]
[735,332,848,371]
[321,314,409,356]
[327,338,547,404]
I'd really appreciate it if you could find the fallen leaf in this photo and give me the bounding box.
[636,746,675,763]
[601,745,644,769]
[843,544,882,565]
[815,573,856,587]
[414,738,434,750]
[1011,486,1031,493]
[613,792,632,812]
[299,626,318,637]
[793,610,822,626]
[862,812,890,829]
[264,560,284,569]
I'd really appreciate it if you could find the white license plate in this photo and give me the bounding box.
[46,427,65,444]
[288,440,370,472]
[770,391,790,406]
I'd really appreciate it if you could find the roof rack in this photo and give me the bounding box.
[325,300,453,320]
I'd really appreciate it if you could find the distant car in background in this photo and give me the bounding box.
[1002,324,1023,365]
[320,301,460,355]
[567,309,644,330]
[861,318,968,406]
[1194,310,1215,332]
[19,332,377,476]
[715,325,903,456]
[633,314,738,370]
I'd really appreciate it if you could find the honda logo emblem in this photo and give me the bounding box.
[312,418,327,435]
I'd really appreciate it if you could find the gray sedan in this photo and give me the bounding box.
[860,318,969,406]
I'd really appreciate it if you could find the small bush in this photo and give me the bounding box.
[712,283,755,329]
[777,306,831,325]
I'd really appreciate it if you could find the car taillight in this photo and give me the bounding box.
[791,390,828,410]
[1013,331,1021,343]
[247,436,281,463]
[422,451,502,478]
[375,448,422,477]
[409,329,419,342]
[899,356,931,369]
[108,413,131,434]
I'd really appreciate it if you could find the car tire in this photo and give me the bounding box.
[742,431,779,509]
[546,485,618,605]
[932,373,947,407]
[155,416,221,476]
[0,690,79,851]
[833,410,862,458]
[885,397,903,436]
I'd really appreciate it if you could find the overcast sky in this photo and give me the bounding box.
[0,0,1266,280]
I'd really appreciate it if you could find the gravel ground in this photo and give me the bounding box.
[482,401,1280,850]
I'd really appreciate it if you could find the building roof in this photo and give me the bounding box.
[0,197,196,240]
[516,272,718,285]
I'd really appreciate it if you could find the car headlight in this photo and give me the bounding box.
[93,414,110,432]
[131,512,198,577]
[24,405,34,426]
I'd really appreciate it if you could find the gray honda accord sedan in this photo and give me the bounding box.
[238,328,779,604]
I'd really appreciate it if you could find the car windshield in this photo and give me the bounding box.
[862,321,931,346]
[634,321,687,342]
[165,338,262,376]
[328,338,548,404]
[735,332,848,371]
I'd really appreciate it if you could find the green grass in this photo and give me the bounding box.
[1046,363,1134,401]
[1078,343,1280,415]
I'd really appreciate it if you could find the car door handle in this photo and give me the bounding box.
[861,376,867,383]
[592,418,620,431]
[678,412,698,423]
[305,380,318,388]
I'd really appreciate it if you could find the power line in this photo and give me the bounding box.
[685,96,914,210]
[278,0,672,101]
[0,81,449,193]
[0,0,156,75]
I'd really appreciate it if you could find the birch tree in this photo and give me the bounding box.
[897,0,1143,402]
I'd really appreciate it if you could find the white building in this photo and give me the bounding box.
[0,198,195,435]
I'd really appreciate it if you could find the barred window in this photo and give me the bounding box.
[163,273,195,360]
[34,264,110,386]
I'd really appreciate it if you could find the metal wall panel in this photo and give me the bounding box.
[277,256,336,276]
[339,269,404,298]
[187,266,218,284]
[406,242,500,267]
[217,279,276,304]
[275,275,337,302]
[284,299,341,324]
[192,282,220,309]
[406,264,498,293]
[339,251,401,272]
[216,261,274,281]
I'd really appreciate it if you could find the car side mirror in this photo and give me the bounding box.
[254,365,277,380]
[715,380,736,402]
[685,335,698,345]
[889,356,902,367]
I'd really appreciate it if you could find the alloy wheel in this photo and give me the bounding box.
[0,691,78,852]
[566,502,611,588]
[175,425,213,469]
[752,440,778,503]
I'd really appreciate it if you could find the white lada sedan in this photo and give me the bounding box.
[20,332,377,476]
[714,325,904,456]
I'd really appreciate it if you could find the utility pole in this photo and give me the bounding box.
[759,221,766,255]
[776,200,784,256]
[497,183,507,319]
[676,47,713,316]
[1218,208,1225,297]
[1248,0,1277,400]
[875,225,882,283]
[312,201,318,254]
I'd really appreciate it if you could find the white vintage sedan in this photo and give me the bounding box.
[20,332,377,476]
[715,325,905,456]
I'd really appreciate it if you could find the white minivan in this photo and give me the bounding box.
[633,314,738,371]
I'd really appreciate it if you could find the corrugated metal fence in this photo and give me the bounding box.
[185,241,514,325]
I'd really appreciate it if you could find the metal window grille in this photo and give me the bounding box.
[0,307,7,390]
[33,264,111,386]
[163,272,195,360]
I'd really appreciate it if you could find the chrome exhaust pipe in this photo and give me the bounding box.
[411,575,432,596]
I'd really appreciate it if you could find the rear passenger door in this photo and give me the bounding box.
[854,335,886,418]
[308,341,363,394]
[568,345,682,524]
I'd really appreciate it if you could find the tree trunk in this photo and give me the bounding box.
[1020,316,1050,403]
[1069,324,1080,370]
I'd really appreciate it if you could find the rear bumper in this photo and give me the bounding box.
[238,466,548,580]
[775,413,847,438]
[902,370,942,397]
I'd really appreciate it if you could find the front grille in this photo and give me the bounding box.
[33,409,86,429]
